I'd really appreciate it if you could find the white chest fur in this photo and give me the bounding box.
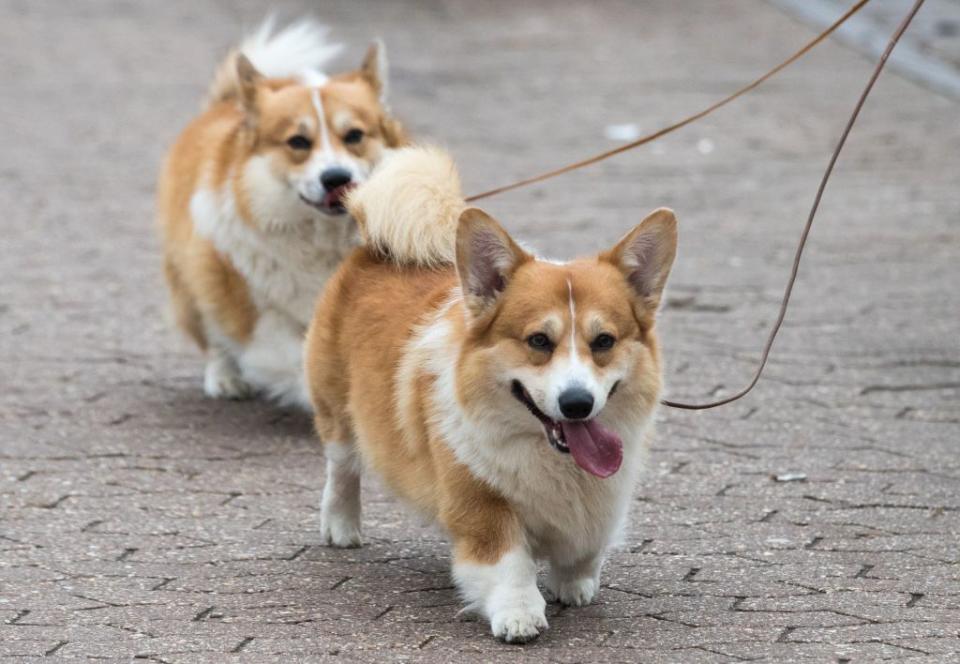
[401,309,648,566]
[190,186,357,327]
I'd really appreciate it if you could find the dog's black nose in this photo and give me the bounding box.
[320,167,352,191]
[558,387,594,420]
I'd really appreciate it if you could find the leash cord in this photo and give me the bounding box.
[661,0,926,410]
[464,0,872,203]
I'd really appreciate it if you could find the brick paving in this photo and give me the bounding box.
[1,1,958,661]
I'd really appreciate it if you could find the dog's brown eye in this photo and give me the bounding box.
[527,333,553,351]
[287,135,312,150]
[343,128,364,145]
[591,333,616,351]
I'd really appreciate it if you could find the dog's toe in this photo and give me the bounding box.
[548,576,598,607]
[320,515,362,548]
[491,608,548,643]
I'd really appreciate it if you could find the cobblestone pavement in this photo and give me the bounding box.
[2,1,958,661]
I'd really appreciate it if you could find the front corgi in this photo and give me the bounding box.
[305,147,677,642]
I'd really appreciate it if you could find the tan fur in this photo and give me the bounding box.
[346,145,464,266]
[305,147,678,639]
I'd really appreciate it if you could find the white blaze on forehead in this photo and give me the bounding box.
[311,88,334,158]
[552,277,603,416]
[561,278,595,388]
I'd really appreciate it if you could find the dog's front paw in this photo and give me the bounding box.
[320,513,362,548]
[204,360,254,400]
[490,607,548,643]
[547,574,598,607]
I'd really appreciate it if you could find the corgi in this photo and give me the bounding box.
[157,18,406,408]
[304,147,678,642]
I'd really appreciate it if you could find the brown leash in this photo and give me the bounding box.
[464,0,872,203]
[662,0,924,409]
[466,0,926,410]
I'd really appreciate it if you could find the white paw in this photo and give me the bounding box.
[547,575,598,607]
[204,360,254,400]
[490,607,548,643]
[320,512,362,548]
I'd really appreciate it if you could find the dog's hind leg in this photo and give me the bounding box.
[319,440,362,548]
[307,335,361,547]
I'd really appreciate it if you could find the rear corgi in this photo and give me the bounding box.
[158,18,405,408]
[305,147,677,642]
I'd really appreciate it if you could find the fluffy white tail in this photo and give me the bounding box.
[206,17,342,107]
[347,146,465,267]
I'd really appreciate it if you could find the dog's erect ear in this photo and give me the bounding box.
[236,53,263,112]
[456,208,529,318]
[603,208,678,312]
[361,40,388,103]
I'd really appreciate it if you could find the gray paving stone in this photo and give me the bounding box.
[1,0,958,661]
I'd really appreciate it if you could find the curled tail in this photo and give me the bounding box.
[347,146,465,267]
[205,17,342,108]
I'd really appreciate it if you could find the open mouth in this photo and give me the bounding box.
[512,380,570,454]
[510,380,624,478]
[300,183,355,215]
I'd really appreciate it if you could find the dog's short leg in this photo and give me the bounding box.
[320,441,362,548]
[203,347,253,400]
[546,552,603,607]
[453,543,547,643]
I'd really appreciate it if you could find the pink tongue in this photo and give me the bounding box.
[322,183,353,208]
[322,187,343,207]
[560,419,623,478]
